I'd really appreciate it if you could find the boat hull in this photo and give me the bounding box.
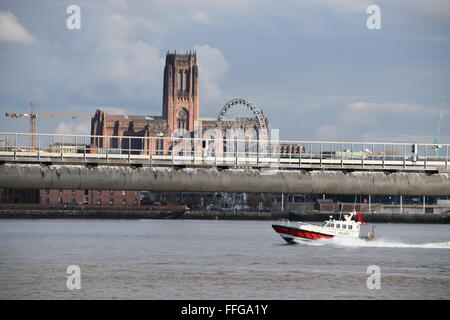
[272,224,334,244]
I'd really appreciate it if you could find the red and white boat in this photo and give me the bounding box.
[272,211,376,244]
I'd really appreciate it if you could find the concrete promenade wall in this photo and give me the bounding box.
[0,209,448,223]
[1,164,450,196]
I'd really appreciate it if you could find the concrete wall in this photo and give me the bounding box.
[271,202,314,213]
[1,163,450,196]
[1,209,447,223]
[374,205,450,214]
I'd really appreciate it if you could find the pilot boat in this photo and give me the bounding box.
[272,211,376,244]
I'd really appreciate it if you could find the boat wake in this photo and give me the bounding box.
[298,237,450,249]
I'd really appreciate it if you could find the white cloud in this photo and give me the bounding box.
[348,102,425,113]
[67,13,165,108]
[315,125,341,140]
[402,0,450,20]
[192,11,216,24]
[322,0,371,13]
[194,44,230,110]
[297,0,450,18]
[153,0,256,10]
[314,102,442,142]
[290,0,372,14]
[105,0,128,10]
[55,121,90,135]
[101,107,128,115]
[0,11,35,44]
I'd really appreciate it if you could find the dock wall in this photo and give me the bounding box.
[0,208,448,223]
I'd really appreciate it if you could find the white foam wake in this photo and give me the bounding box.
[299,237,450,249]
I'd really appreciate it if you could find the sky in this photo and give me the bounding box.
[0,0,449,143]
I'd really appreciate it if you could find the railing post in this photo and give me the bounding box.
[149,137,152,163]
[447,144,449,170]
[235,138,237,165]
[351,143,353,162]
[128,136,131,162]
[372,143,375,169]
[425,144,427,169]
[310,142,312,162]
[172,137,175,163]
[256,139,259,166]
[14,133,17,160]
[319,142,322,167]
[289,143,292,164]
[403,143,406,169]
[362,143,365,168]
[106,136,109,162]
[217,138,220,166]
[299,141,302,168]
[37,134,40,160]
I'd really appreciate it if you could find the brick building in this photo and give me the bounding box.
[2,50,277,207]
[0,188,39,204]
[31,51,212,207]
[39,189,140,206]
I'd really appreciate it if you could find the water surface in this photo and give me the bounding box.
[0,219,449,299]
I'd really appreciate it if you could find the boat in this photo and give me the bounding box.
[272,211,376,244]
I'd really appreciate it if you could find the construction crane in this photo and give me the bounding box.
[433,94,448,157]
[5,102,93,150]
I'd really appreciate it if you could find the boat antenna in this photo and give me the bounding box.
[353,195,358,211]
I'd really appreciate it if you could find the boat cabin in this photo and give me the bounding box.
[322,220,359,231]
[322,211,362,232]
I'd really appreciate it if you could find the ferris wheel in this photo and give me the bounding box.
[215,98,269,141]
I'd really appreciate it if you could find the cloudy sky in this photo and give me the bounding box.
[0,0,449,143]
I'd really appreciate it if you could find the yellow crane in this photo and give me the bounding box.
[5,102,92,149]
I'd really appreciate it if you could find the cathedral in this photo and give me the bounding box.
[90,51,215,154]
[3,51,301,207]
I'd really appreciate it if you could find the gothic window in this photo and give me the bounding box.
[177,108,189,131]
[193,65,197,90]
[182,70,186,92]
[177,70,182,94]
[183,70,189,93]
[177,70,189,95]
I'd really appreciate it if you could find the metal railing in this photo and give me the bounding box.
[0,132,448,171]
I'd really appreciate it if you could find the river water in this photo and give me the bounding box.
[0,219,449,299]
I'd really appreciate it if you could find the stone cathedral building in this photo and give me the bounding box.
[90,51,214,154]
[2,50,302,207]
[33,51,211,207]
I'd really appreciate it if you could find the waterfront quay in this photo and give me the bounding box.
[0,205,448,223]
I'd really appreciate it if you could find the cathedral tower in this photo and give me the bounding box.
[162,51,199,135]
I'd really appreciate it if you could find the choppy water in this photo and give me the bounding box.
[0,219,449,299]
